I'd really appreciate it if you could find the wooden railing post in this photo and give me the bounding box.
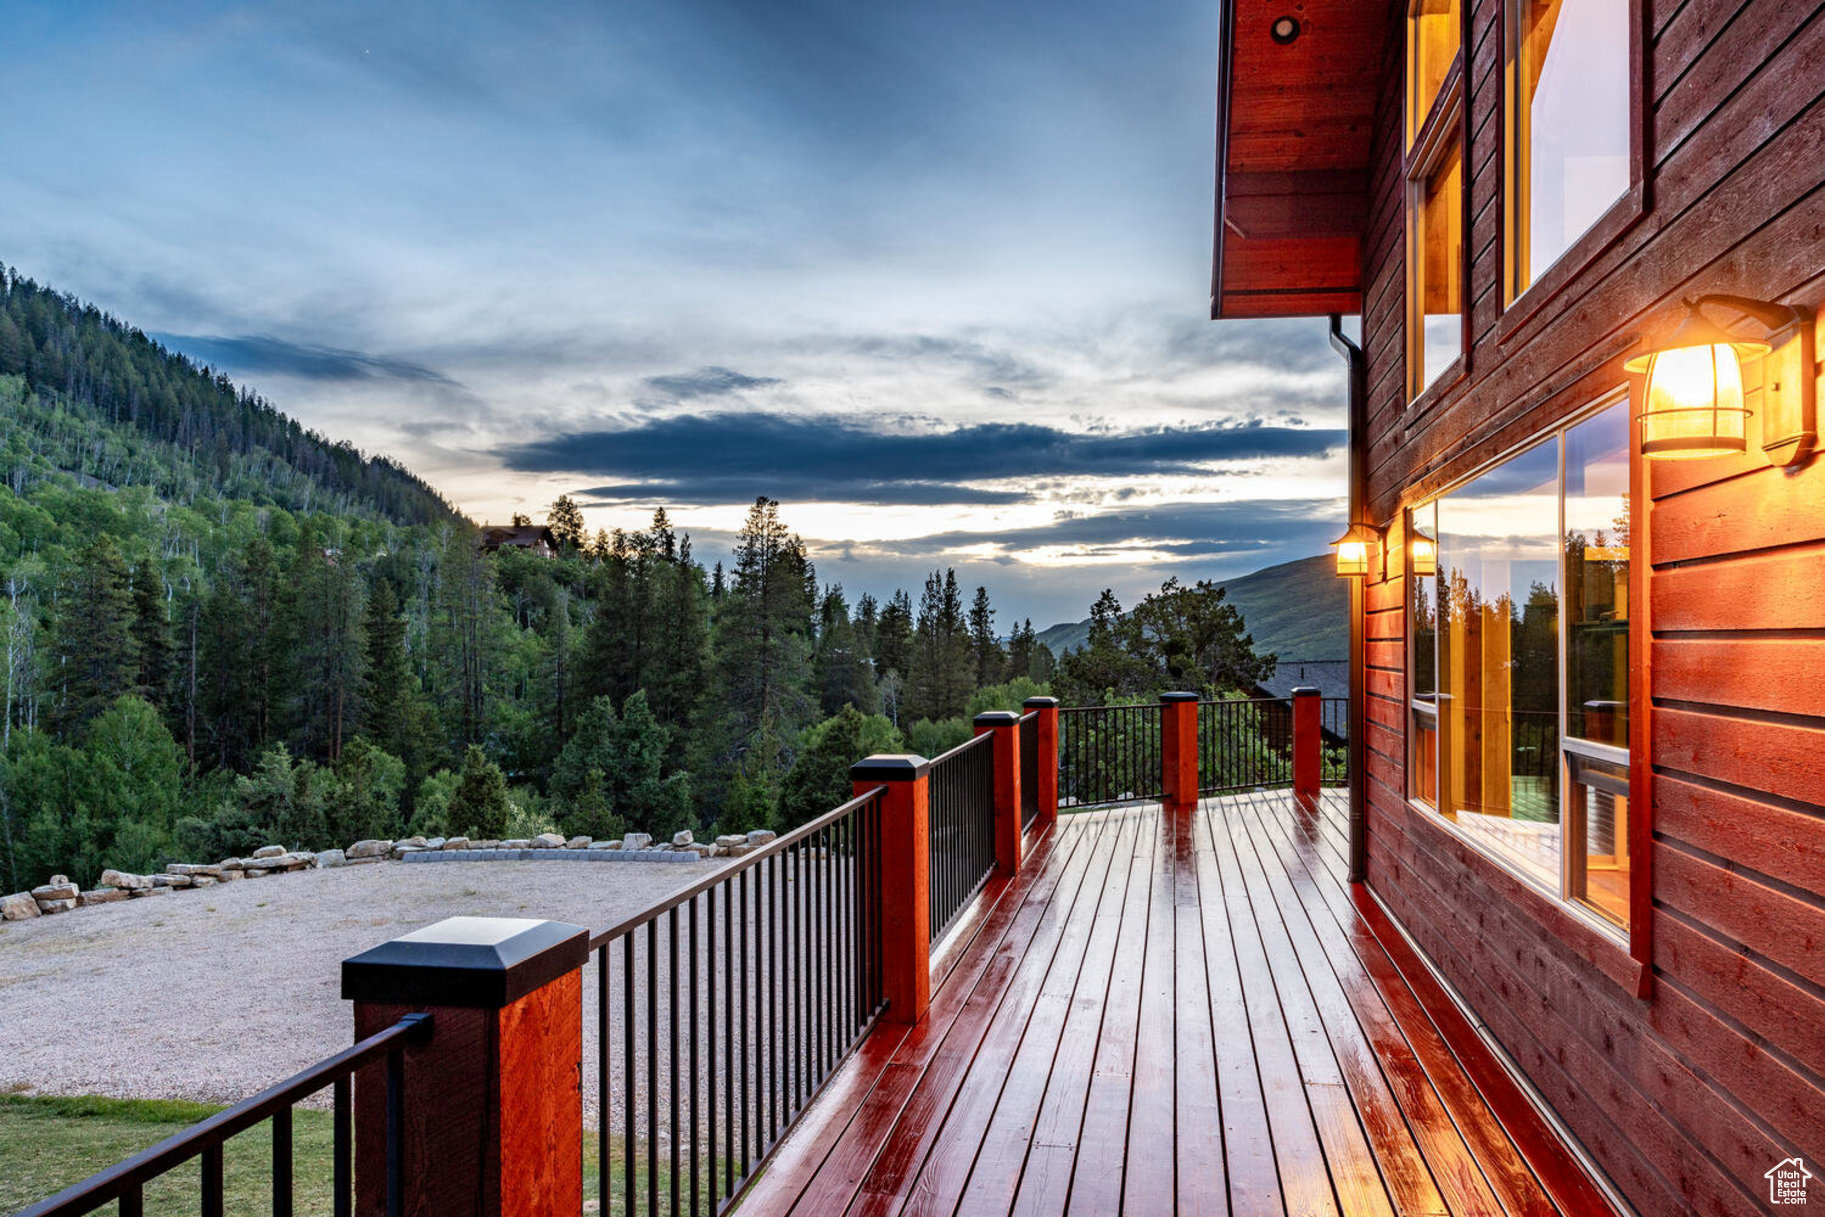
[974,711,1023,875]
[1160,692,1200,812]
[342,916,589,1217]
[1022,697,1060,827]
[851,755,931,1026]
[1293,686,1322,812]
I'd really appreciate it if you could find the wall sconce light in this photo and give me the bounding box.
[1331,522,1381,578]
[1624,294,1816,466]
[1409,532,1438,577]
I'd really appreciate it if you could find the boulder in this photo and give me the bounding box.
[278,852,315,870]
[679,843,717,859]
[129,885,170,898]
[423,837,446,851]
[100,869,152,891]
[502,839,532,850]
[397,836,428,850]
[252,844,286,859]
[532,833,566,849]
[32,880,79,902]
[672,830,694,847]
[162,874,194,889]
[442,837,470,851]
[36,898,75,914]
[565,836,592,850]
[343,855,383,866]
[347,840,392,860]
[166,863,222,878]
[715,835,747,849]
[746,829,777,846]
[190,875,218,888]
[219,858,245,871]
[392,845,425,859]
[726,843,755,857]
[317,849,347,869]
[622,833,653,851]
[1,892,40,920]
[80,888,130,906]
[214,869,242,882]
[588,840,619,850]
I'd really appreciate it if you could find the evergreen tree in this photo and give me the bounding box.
[1053,589,1151,705]
[874,589,913,679]
[908,569,972,721]
[130,561,172,718]
[56,535,138,733]
[1126,576,1274,695]
[279,526,363,761]
[447,744,510,839]
[548,494,587,553]
[968,585,1004,688]
[778,705,902,829]
[360,580,410,752]
[813,586,878,716]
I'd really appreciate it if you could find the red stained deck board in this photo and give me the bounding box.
[752,794,1615,1217]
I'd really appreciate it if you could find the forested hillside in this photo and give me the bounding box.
[0,269,1280,895]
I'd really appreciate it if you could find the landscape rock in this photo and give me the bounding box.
[565,836,591,850]
[166,863,222,878]
[278,852,315,870]
[588,840,619,850]
[99,869,152,891]
[316,849,346,869]
[32,880,79,902]
[214,869,242,882]
[79,888,129,906]
[715,835,746,849]
[1,892,40,920]
[396,836,428,850]
[672,830,694,847]
[347,840,392,860]
[252,844,286,859]
[745,829,777,846]
[162,874,194,889]
[36,898,76,914]
[502,839,532,850]
[442,837,470,851]
[726,843,755,857]
[219,858,245,871]
[532,833,566,849]
[622,833,653,851]
[190,875,218,888]
[129,885,170,898]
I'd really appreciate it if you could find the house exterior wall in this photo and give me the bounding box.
[1354,1,1825,1213]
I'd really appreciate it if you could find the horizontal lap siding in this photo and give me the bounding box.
[1354,1,1825,1214]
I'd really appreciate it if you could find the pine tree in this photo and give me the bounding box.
[813,586,879,716]
[56,535,138,733]
[361,580,409,751]
[968,585,1004,689]
[548,494,587,553]
[130,560,172,717]
[447,744,510,839]
[908,569,973,721]
[874,589,913,678]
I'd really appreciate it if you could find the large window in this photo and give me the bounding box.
[1406,0,1464,401]
[1505,0,1631,300]
[1408,397,1632,930]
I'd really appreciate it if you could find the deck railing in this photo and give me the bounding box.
[1018,709,1040,831]
[1197,696,1292,794]
[925,730,997,945]
[1321,696,1351,785]
[15,1013,433,1217]
[1058,703,1163,807]
[590,787,886,1217]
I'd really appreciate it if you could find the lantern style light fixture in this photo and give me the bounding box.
[1409,530,1438,577]
[1624,294,1816,465]
[1331,522,1381,578]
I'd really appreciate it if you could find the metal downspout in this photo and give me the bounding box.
[1329,313,1369,884]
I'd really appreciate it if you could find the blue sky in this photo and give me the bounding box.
[0,0,1348,627]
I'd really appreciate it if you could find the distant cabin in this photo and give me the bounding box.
[479,524,557,558]
[1250,658,1350,754]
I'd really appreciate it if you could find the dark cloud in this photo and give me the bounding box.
[153,333,464,387]
[642,366,784,400]
[502,412,1343,505]
[578,479,1027,507]
[896,498,1343,559]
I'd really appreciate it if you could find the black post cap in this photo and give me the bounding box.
[850,753,930,782]
[973,711,1020,727]
[342,916,589,1009]
[1291,686,1321,697]
[1022,696,1060,709]
[1161,691,1200,703]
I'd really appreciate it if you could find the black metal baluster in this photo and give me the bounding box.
[624,934,635,1217]
[647,920,658,1217]
[668,908,680,1217]
[333,1077,351,1217]
[385,1044,406,1217]
[722,878,734,1198]
[121,1184,144,1217]
[738,866,749,1179]
[202,1142,224,1217]
[272,1106,293,1217]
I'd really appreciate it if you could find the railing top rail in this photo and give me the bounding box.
[14,1013,433,1217]
[1196,696,1290,707]
[1057,702,1165,714]
[927,729,992,769]
[588,784,888,949]
[1017,709,1039,723]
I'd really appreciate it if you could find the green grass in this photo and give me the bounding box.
[0,1094,657,1215]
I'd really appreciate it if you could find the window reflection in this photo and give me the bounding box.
[1510,0,1630,293]
[1416,140,1464,394]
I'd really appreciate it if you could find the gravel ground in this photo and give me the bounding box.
[0,858,728,1123]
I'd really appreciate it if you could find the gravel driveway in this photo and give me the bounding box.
[0,858,725,1123]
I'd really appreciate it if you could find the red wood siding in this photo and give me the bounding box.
[1355,1,1825,1214]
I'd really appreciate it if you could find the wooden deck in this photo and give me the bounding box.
[736,790,1621,1217]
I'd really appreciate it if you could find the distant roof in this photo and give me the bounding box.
[1253,658,1349,702]
[480,524,557,549]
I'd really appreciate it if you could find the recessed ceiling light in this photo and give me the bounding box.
[1270,16,1301,44]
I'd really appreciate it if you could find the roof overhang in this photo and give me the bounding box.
[1211,0,1392,320]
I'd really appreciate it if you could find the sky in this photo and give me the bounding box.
[0,0,1350,628]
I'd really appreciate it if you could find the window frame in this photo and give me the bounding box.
[1403,390,1642,952]
[1498,0,1652,333]
[1403,0,1471,408]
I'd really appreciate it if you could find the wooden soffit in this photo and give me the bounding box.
[1212,0,1392,319]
